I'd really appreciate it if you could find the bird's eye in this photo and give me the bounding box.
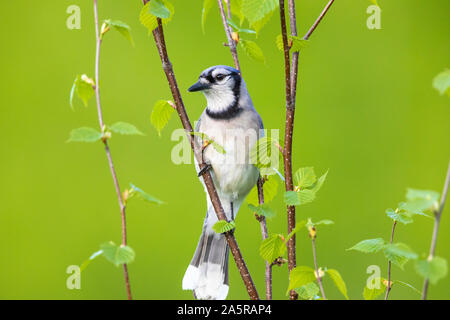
[215,74,225,81]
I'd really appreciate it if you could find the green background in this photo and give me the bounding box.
[0,0,448,300]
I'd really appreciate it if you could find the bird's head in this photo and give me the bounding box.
[188,65,242,118]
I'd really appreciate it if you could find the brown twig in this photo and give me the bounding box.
[217,0,240,71]
[422,161,450,300]
[280,0,336,301]
[311,237,327,300]
[93,0,132,300]
[257,177,272,300]
[141,0,259,300]
[384,220,397,300]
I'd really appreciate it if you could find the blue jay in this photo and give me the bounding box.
[182,66,263,300]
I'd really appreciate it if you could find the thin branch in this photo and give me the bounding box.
[384,220,397,300]
[422,161,450,300]
[257,177,272,300]
[93,0,132,300]
[226,0,231,19]
[142,0,259,300]
[311,237,326,300]
[279,0,298,301]
[281,0,335,301]
[217,0,240,71]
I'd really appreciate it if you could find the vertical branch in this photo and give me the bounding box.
[279,0,298,301]
[257,177,272,300]
[217,0,240,71]
[141,0,259,299]
[422,161,450,300]
[384,221,397,300]
[281,0,335,301]
[93,0,132,300]
[311,237,326,299]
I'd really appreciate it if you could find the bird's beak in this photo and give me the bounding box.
[188,80,210,92]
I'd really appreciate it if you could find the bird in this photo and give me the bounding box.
[182,65,263,300]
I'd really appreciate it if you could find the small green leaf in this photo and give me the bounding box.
[347,238,385,253]
[432,69,450,96]
[140,1,174,34]
[393,280,421,296]
[326,269,349,300]
[363,277,386,300]
[246,176,279,206]
[306,218,334,229]
[70,75,95,108]
[241,0,278,27]
[67,127,102,143]
[149,0,171,18]
[150,100,175,136]
[386,208,414,224]
[276,34,308,52]
[212,220,236,234]
[311,170,328,193]
[239,40,265,64]
[250,137,282,174]
[296,282,320,300]
[129,183,164,205]
[294,167,316,189]
[248,203,276,219]
[288,266,316,292]
[104,20,134,46]
[415,256,448,285]
[109,122,144,136]
[284,191,300,206]
[406,188,439,212]
[260,234,285,263]
[383,243,418,269]
[100,241,135,267]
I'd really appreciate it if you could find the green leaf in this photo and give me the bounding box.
[190,131,226,154]
[140,1,174,34]
[129,183,164,205]
[109,122,144,136]
[406,188,439,212]
[248,203,276,219]
[104,20,134,46]
[241,0,278,26]
[67,127,102,143]
[201,0,215,33]
[260,234,285,263]
[283,189,316,206]
[285,220,306,243]
[296,282,320,300]
[239,40,265,64]
[386,208,414,224]
[363,277,386,300]
[326,269,349,300]
[290,36,309,52]
[347,238,385,253]
[251,9,274,34]
[294,167,316,189]
[306,218,334,229]
[311,170,328,193]
[288,266,316,292]
[284,190,300,206]
[415,256,448,285]
[70,75,95,108]
[383,243,418,269]
[150,100,175,136]
[250,137,282,174]
[100,241,135,267]
[149,0,171,18]
[229,0,245,25]
[246,176,279,206]
[432,69,450,96]
[212,220,236,234]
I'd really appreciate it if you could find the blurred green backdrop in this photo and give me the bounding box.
[0,0,448,300]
